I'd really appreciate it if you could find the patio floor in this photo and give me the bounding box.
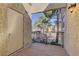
[10,43,67,56]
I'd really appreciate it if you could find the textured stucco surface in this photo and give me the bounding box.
[24,14,32,47]
[7,8,23,55]
[64,4,79,56]
[0,4,32,55]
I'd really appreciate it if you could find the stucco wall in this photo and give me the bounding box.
[0,3,32,55]
[7,8,24,55]
[64,3,79,56]
[8,4,32,48]
[24,14,32,47]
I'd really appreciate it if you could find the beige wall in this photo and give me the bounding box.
[64,4,79,55]
[23,4,32,19]
[8,4,32,47]
[0,3,32,55]
[7,8,23,55]
[24,13,32,47]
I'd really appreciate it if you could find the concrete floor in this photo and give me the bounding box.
[10,43,67,56]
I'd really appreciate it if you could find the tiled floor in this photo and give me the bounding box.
[10,43,67,56]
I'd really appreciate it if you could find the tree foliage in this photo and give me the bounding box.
[43,9,56,19]
[35,9,56,30]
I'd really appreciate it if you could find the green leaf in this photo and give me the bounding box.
[43,9,56,19]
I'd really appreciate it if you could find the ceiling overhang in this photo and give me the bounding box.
[23,3,67,19]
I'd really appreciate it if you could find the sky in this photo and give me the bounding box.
[32,13,44,26]
[32,12,57,26]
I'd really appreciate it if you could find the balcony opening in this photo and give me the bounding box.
[32,7,66,47]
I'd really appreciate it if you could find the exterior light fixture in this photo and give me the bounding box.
[68,3,76,13]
